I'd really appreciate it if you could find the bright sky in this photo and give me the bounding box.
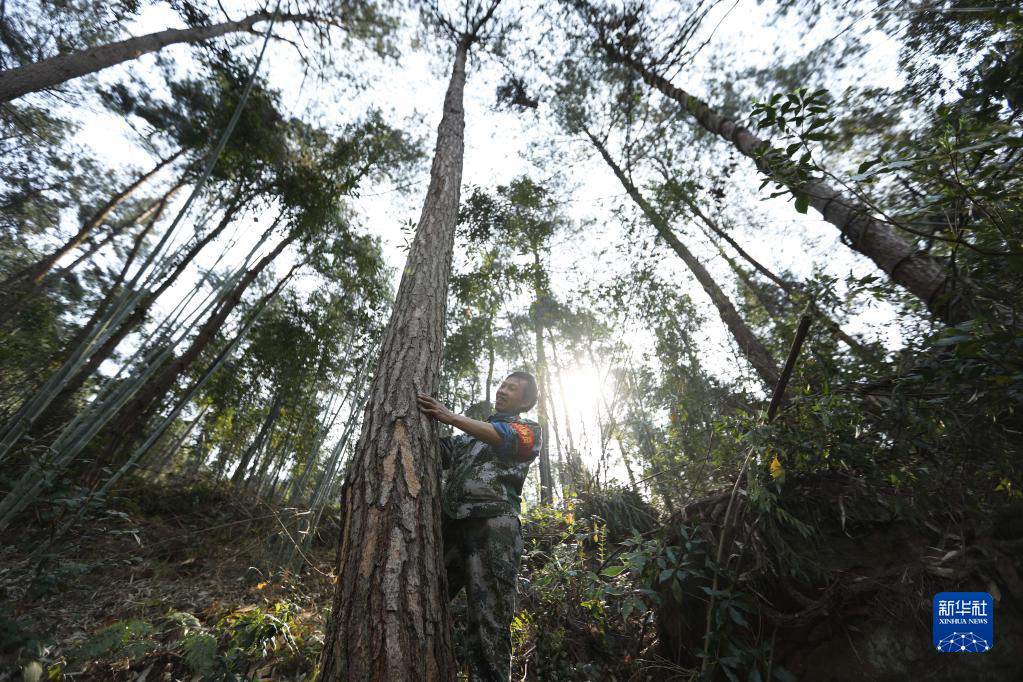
[46,0,917,497]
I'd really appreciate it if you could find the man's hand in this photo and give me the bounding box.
[417,393,455,424]
[416,393,504,448]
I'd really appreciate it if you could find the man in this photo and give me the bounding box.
[416,371,542,681]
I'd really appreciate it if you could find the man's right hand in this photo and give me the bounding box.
[417,393,455,425]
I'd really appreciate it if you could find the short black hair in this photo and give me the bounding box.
[506,371,538,411]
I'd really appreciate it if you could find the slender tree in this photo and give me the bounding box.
[652,171,876,362]
[0,10,335,102]
[0,149,182,291]
[531,250,557,503]
[586,129,782,387]
[97,224,298,467]
[39,193,254,424]
[319,3,503,678]
[573,0,966,323]
[231,390,286,486]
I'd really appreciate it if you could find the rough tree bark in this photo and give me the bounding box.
[318,35,479,682]
[0,13,322,102]
[587,130,782,387]
[589,30,965,323]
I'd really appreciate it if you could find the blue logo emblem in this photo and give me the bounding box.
[933,592,993,652]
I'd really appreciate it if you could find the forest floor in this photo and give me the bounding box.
[4,475,1022,681]
[1,477,336,680]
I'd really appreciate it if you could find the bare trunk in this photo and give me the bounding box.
[587,130,782,387]
[2,149,181,290]
[147,404,207,479]
[318,38,474,682]
[185,426,210,479]
[41,196,244,423]
[541,362,568,495]
[696,218,876,361]
[0,13,317,102]
[530,247,555,504]
[485,322,495,405]
[711,237,787,321]
[547,332,580,484]
[595,37,964,323]
[59,183,183,277]
[232,391,284,486]
[0,153,184,331]
[101,231,296,465]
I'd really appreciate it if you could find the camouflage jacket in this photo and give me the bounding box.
[440,412,542,519]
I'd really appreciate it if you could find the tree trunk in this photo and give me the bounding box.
[59,177,188,277]
[542,362,568,494]
[318,38,474,682]
[262,444,290,501]
[675,185,874,357]
[485,321,495,405]
[592,34,964,323]
[1,149,182,290]
[587,130,782,387]
[547,332,580,485]
[147,404,208,479]
[615,434,638,487]
[0,152,184,330]
[530,246,556,504]
[101,231,296,464]
[41,196,245,423]
[696,217,876,362]
[185,424,210,479]
[0,13,318,102]
[232,391,284,486]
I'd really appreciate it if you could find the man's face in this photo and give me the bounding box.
[495,376,529,414]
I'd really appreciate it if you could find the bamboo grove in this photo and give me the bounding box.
[1,0,1021,680]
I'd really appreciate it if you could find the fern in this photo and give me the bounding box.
[181,632,219,675]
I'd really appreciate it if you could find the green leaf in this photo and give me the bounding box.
[794,195,809,214]
[182,633,219,674]
[728,607,749,628]
[601,565,627,577]
[856,159,882,175]
[933,335,971,347]
[773,665,798,682]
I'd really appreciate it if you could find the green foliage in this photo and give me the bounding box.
[26,560,92,599]
[750,87,836,211]
[51,601,322,678]
[71,620,156,663]
[516,502,650,680]
[181,632,219,675]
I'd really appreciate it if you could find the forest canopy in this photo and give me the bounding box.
[1,0,1020,680]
